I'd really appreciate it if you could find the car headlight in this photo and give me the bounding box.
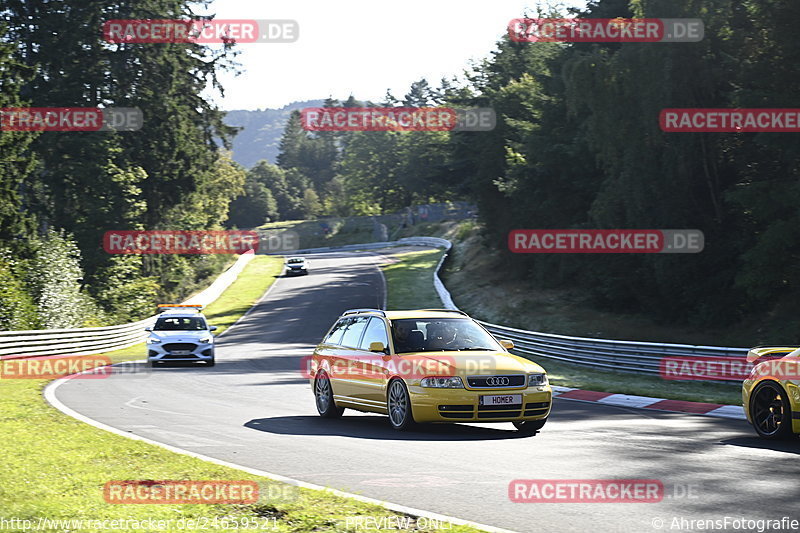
[199,336,213,344]
[528,373,548,386]
[420,376,464,388]
[146,337,161,345]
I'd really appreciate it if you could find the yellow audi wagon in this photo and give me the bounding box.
[307,308,551,434]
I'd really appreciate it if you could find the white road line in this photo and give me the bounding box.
[705,405,747,420]
[597,394,664,409]
[43,287,516,533]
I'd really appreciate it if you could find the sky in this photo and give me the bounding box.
[202,0,588,111]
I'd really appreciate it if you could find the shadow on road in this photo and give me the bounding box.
[243,415,536,441]
[718,435,800,454]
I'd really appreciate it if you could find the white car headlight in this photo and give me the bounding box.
[528,373,548,387]
[199,336,213,344]
[420,376,464,388]
[146,337,161,345]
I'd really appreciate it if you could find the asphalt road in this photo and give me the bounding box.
[53,251,800,533]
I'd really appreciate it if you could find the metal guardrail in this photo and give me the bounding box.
[0,252,255,359]
[428,239,751,380]
[278,236,452,255]
[478,322,749,375]
[0,235,752,380]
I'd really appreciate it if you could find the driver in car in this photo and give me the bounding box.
[427,322,459,350]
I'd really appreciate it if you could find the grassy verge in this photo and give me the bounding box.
[383,245,742,407]
[381,249,445,310]
[1,254,479,533]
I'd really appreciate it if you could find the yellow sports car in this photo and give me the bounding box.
[307,308,551,434]
[743,346,800,439]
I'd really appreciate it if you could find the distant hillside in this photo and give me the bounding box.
[223,99,324,169]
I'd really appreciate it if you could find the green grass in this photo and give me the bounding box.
[0,254,480,533]
[381,250,445,310]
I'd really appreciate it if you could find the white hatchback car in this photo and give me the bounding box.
[146,305,217,366]
[284,256,309,275]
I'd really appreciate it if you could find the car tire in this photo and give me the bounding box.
[387,379,415,430]
[315,372,344,418]
[206,358,215,367]
[750,381,794,440]
[513,419,546,435]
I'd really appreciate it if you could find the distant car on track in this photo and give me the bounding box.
[308,308,551,434]
[145,304,217,367]
[743,346,800,439]
[284,256,308,276]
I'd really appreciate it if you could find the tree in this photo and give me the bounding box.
[302,188,322,219]
[227,169,279,228]
[403,79,434,107]
[0,23,38,242]
[248,160,306,220]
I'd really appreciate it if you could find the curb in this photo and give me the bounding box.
[44,366,515,532]
[551,385,746,420]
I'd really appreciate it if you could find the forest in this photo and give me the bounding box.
[2,0,799,336]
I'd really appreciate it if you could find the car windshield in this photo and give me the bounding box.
[287,258,304,264]
[390,317,502,353]
[153,316,207,331]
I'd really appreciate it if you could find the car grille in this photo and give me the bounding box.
[477,410,522,419]
[524,401,550,417]
[438,405,475,419]
[163,343,198,352]
[466,375,526,388]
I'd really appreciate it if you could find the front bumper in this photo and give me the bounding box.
[147,342,214,363]
[408,385,552,423]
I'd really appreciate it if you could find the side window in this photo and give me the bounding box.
[339,316,370,348]
[359,317,389,351]
[324,319,350,346]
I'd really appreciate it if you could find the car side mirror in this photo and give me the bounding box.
[499,339,514,350]
[210,326,217,332]
[145,327,153,332]
[369,341,387,353]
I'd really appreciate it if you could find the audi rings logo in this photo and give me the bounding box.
[486,376,510,387]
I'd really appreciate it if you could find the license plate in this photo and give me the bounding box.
[480,394,522,406]
[171,350,191,355]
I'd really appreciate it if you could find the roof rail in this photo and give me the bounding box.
[418,309,468,316]
[342,308,386,317]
